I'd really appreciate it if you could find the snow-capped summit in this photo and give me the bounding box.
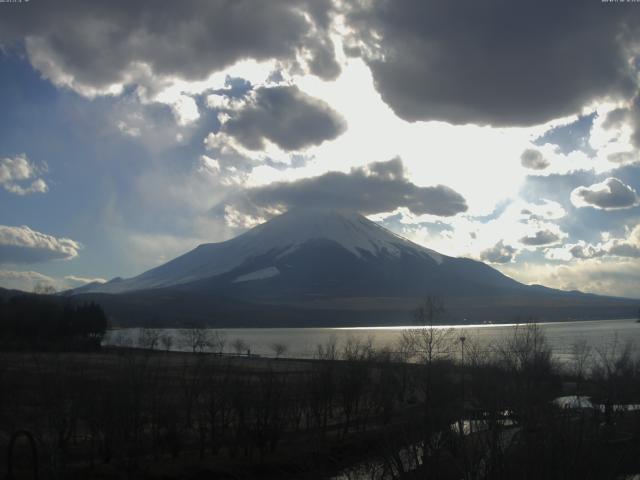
[241,209,443,263]
[91,209,444,293]
[74,208,639,326]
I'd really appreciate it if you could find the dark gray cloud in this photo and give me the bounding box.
[569,243,601,260]
[0,0,339,96]
[221,85,346,151]
[603,107,630,130]
[571,177,640,210]
[219,157,468,218]
[480,241,517,264]
[569,242,639,260]
[345,0,639,126]
[608,243,640,258]
[602,94,640,152]
[0,225,81,264]
[520,149,550,170]
[520,230,561,246]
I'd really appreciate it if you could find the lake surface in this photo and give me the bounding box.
[104,318,640,362]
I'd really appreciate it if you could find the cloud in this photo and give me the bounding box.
[570,177,640,210]
[203,85,341,176]
[0,225,82,264]
[170,94,200,126]
[0,154,48,195]
[125,231,204,271]
[518,199,566,222]
[520,229,562,246]
[0,270,63,292]
[218,85,346,152]
[344,0,639,126]
[520,149,550,170]
[479,241,517,264]
[368,199,568,261]
[498,258,640,299]
[1,0,338,98]
[549,224,640,260]
[586,98,640,167]
[217,157,468,221]
[602,95,640,151]
[0,271,105,292]
[63,275,107,287]
[533,114,597,156]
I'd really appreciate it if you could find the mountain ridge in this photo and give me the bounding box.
[68,209,639,326]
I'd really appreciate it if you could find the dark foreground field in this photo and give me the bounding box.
[3,325,640,479]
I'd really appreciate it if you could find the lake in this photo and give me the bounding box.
[104,318,640,362]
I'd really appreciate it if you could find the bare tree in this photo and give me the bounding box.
[316,335,338,360]
[138,328,161,350]
[402,296,456,472]
[33,283,57,295]
[231,338,248,355]
[179,328,211,354]
[209,330,227,354]
[270,341,288,359]
[571,338,592,398]
[113,330,133,348]
[160,333,173,352]
[402,296,453,364]
[592,334,635,424]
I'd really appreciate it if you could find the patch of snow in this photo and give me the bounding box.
[233,266,280,283]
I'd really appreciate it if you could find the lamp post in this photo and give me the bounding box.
[459,335,466,405]
[457,335,467,440]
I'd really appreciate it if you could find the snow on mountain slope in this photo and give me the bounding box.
[91,209,445,293]
[233,266,280,283]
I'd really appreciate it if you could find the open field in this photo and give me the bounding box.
[3,324,640,479]
[0,348,426,479]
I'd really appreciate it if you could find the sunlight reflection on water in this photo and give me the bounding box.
[104,318,640,361]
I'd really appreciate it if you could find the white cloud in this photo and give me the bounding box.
[0,270,63,292]
[166,94,200,126]
[0,225,82,264]
[125,232,204,272]
[0,154,48,195]
[0,270,106,292]
[116,120,141,137]
[497,258,640,299]
[380,199,567,260]
[198,155,221,175]
[63,275,107,286]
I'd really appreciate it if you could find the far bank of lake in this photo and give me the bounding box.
[104,318,640,362]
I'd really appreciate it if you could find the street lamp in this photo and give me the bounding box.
[459,335,466,405]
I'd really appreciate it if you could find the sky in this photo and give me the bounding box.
[1,0,640,298]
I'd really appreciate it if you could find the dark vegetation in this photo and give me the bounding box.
[1,296,640,478]
[0,293,108,351]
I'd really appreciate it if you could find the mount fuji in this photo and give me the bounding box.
[73,209,638,327]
